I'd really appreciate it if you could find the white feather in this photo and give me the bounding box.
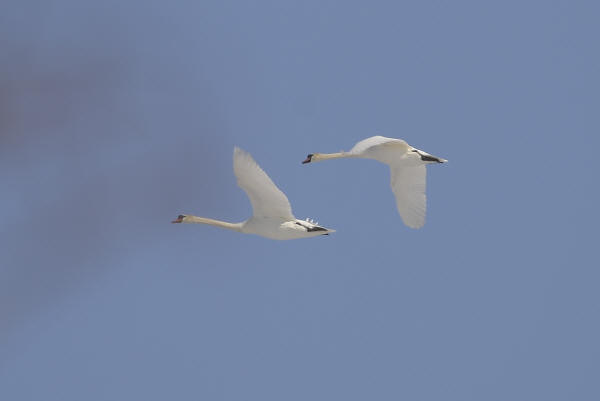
[233,147,294,221]
[306,136,446,229]
[172,147,335,240]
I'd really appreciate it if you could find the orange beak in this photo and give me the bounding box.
[171,216,184,223]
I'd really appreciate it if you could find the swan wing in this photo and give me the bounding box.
[233,147,294,220]
[390,163,426,229]
[350,136,409,155]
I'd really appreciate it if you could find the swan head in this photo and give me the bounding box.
[302,154,314,164]
[171,214,187,223]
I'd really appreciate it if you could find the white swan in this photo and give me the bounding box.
[172,147,335,240]
[302,136,446,229]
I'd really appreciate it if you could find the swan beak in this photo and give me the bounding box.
[171,216,184,223]
[302,154,313,164]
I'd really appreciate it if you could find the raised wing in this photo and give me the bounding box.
[390,163,427,229]
[349,136,409,155]
[233,147,294,220]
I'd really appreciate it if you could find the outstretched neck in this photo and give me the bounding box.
[184,215,243,232]
[312,152,352,162]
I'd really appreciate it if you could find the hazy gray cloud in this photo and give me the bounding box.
[0,2,230,343]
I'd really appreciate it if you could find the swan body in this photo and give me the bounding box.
[302,136,446,229]
[172,147,334,240]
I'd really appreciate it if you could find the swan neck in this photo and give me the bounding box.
[184,215,243,231]
[313,152,349,162]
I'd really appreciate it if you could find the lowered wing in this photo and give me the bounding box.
[389,163,427,229]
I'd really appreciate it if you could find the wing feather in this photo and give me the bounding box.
[350,136,408,155]
[390,164,426,229]
[233,147,294,220]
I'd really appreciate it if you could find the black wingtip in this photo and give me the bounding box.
[420,154,442,163]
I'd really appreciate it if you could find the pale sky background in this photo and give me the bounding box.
[1,1,599,400]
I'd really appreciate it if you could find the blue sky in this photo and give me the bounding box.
[1,1,599,400]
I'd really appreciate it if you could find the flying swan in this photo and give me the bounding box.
[302,136,447,229]
[172,147,335,240]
